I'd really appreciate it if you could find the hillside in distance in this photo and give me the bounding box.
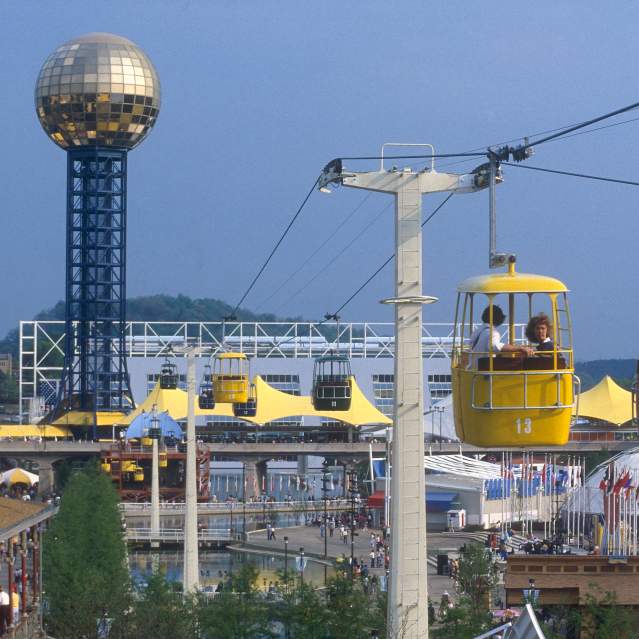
[0,294,302,359]
[1,298,636,392]
[575,359,636,391]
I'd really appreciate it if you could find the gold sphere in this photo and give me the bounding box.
[35,33,161,150]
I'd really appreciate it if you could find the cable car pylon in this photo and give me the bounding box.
[318,144,493,639]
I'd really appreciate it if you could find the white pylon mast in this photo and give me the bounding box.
[318,147,494,639]
[177,345,207,594]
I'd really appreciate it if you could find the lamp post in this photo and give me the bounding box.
[150,409,161,550]
[242,462,247,539]
[322,459,330,584]
[523,578,540,607]
[348,466,359,580]
[284,535,289,592]
[299,546,305,587]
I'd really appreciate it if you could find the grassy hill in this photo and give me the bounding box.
[0,294,302,360]
[1,300,636,392]
[574,359,636,392]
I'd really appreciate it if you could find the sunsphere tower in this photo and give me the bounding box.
[35,33,161,430]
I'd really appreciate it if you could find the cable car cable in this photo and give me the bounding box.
[253,193,374,313]
[267,194,455,352]
[522,101,639,150]
[502,162,639,187]
[333,193,454,316]
[230,176,319,317]
[278,200,392,311]
[337,151,486,162]
[494,101,639,161]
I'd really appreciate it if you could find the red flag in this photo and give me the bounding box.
[613,470,629,495]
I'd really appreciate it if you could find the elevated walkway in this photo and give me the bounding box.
[125,527,232,544]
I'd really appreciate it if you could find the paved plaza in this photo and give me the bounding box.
[242,525,483,604]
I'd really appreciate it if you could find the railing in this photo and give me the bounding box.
[471,371,575,411]
[125,527,232,542]
[120,499,355,514]
[5,609,41,639]
[19,319,475,421]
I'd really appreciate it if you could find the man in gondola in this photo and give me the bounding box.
[469,305,534,367]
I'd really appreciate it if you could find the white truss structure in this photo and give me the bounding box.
[19,320,526,420]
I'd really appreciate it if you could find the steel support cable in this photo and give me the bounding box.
[436,112,639,172]
[270,194,454,352]
[279,200,393,310]
[337,152,485,161]
[516,101,639,152]
[253,193,373,313]
[230,177,319,317]
[502,162,639,187]
[332,193,454,316]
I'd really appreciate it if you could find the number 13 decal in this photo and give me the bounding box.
[516,418,532,434]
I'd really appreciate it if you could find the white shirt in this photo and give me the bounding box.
[469,325,504,368]
[0,591,10,605]
[470,325,504,353]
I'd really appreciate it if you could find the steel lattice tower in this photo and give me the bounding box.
[35,33,161,431]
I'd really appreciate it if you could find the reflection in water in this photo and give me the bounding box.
[129,549,332,589]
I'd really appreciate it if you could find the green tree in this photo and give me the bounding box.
[432,544,498,639]
[281,582,329,639]
[196,564,275,639]
[455,543,498,616]
[43,464,131,639]
[0,371,18,403]
[324,573,382,638]
[432,596,493,639]
[129,574,197,639]
[580,586,636,638]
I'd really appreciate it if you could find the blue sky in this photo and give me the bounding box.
[1,1,638,359]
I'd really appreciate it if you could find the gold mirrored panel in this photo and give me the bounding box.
[35,33,161,150]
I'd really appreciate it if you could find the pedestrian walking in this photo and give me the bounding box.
[0,585,10,634]
[10,586,18,627]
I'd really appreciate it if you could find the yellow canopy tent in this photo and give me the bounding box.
[0,468,39,487]
[572,375,633,425]
[50,411,127,427]
[0,424,72,439]
[117,375,392,427]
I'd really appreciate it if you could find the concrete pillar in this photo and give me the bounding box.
[388,180,429,638]
[243,460,267,499]
[297,455,308,476]
[150,438,160,549]
[35,460,55,495]
[183,352,199,594]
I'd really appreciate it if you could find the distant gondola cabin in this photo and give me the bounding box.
[451,263,576,447]
[312,354,353,411]
[211,353,250,403]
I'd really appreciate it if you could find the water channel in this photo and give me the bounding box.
[128,548,333,590]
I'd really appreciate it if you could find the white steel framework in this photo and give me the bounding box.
[19,320,526,421]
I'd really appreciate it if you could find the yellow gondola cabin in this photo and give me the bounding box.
[451,261,577,447]
[211,353,250,403]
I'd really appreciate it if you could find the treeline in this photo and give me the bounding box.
[574,359,637,392]
[45,465,385,639]
[0,294,301,361]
